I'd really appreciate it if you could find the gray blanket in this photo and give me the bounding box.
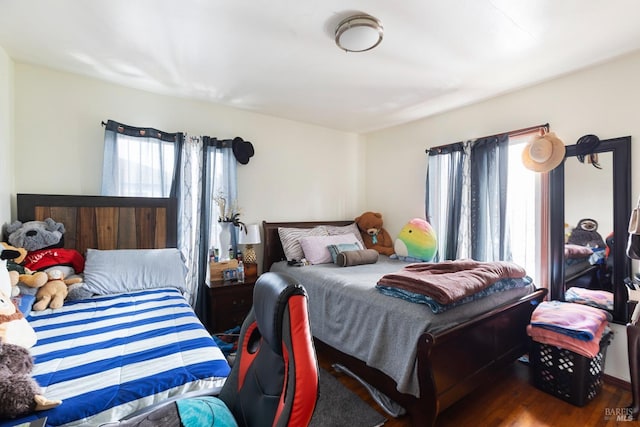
[271,256,536,397]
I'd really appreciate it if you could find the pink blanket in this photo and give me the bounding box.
[376,259,526,305]
[529,301,609,341]
[527,322,607,358]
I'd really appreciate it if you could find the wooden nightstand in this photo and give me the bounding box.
[207,276,257,333]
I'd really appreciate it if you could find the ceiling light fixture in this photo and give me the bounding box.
[335,14,384,53]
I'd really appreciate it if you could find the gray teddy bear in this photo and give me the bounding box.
[4,218,65,252]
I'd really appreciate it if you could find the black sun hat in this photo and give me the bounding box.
[232,137,255,165]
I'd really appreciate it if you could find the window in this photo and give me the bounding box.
[101,120,182,197]
[506,134,543,284]
[426,130,544,284]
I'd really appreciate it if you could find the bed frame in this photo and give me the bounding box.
[15,193,177,252]
[262,220,548,427]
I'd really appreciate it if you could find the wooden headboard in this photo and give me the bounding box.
[262,220,353,272]
[16,194,178,254]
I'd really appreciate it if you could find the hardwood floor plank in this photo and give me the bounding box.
[317,348,633,426]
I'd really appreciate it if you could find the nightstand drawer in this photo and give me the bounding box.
[212,289,253,310]
[207,278,257,333]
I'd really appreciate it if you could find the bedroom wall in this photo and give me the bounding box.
[0,47,13,226]
[12,63,366,229]
[365,49,640,383]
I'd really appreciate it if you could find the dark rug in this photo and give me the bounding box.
[309,367,386,427]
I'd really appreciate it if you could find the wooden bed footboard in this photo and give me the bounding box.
[261,220,547,426]
[316,288,546,426]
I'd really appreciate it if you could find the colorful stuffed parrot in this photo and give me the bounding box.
[394,218,437,262]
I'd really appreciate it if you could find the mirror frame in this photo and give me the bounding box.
[549,136,631,323]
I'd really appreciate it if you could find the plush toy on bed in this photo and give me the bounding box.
[0,254,37,349]
[0,243,48,293]
[32,269,82,311]
[354,212,395,256]
[5,218,65,252]
[0,341,62,418]
[393,218,438,262]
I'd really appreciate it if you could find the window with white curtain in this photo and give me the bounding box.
[101,120,182,197]
[426,130,544,285]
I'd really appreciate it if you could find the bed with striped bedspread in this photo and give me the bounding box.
[1,287,230,427]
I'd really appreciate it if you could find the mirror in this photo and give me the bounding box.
[549,136,631,323]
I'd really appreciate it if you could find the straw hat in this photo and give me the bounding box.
[522,132,566,172]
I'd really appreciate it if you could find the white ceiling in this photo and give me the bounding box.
[2,0,640,133]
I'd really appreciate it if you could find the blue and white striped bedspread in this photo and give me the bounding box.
[1,287,230,427]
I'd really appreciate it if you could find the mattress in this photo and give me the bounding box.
[271,257,537,397]
[1,288,230,427]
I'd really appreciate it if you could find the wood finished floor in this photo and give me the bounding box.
[317,348,634,426]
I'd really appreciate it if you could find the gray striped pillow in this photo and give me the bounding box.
[278,226,328,261]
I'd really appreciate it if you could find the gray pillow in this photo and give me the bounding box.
[336,249,379,267]
[83,248,187,295]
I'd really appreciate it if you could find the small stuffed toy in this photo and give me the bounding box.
[5,218,65,252]
[0,243,48,292]
[354,212,395,256]
[32,269,82,311]
[0,341,61,418]
[567,218,606,248]
[394,218,438,262]
[0,258,37,350]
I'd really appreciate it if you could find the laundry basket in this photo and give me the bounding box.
[529,330,613,406]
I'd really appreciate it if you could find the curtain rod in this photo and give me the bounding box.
[425,123,549,154]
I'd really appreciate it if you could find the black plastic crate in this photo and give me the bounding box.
[529,330,613,406]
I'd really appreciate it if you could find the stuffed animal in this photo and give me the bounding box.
[567,218,606,248]
[354,212,395,256]
[0,258,37,349]
[394,218,438,262]
[32,269,81,311]
[5,218,65,252]
[0,243,48,291]
[0,341,61,418]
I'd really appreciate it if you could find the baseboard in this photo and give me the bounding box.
[604,374,631,391]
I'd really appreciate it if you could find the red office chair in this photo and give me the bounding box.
[218,272,319,427]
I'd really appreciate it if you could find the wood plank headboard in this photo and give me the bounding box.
[261,220,353,272]
[16,194,178,254]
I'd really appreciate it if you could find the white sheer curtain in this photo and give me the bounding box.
[178,135,204,305]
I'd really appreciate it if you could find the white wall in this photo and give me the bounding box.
[0,47,13,225]
[12,50,640,382]
[13,63,366,230]
[365,49,640,381]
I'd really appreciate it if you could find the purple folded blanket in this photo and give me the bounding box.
[376,259,526,305]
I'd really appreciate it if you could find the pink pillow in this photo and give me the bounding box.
[299,233,363,265]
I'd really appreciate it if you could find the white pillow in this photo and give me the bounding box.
[299,233,363,265]
[278,226,328,261]
[83,248,187,295]
[325,223,366,248]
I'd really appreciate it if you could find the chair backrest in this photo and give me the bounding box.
[219,272,318,427]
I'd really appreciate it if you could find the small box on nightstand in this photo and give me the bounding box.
[209,259,239,281]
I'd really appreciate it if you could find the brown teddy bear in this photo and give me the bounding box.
[32,269,82,311]
[354,212,395,256]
